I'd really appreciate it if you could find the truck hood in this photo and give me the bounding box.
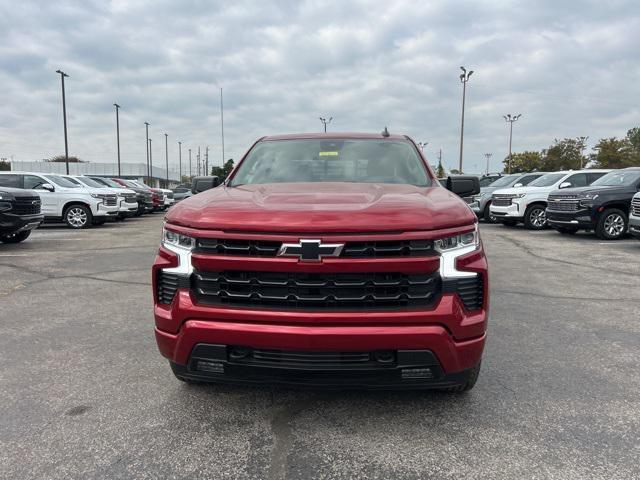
[549,185,632,196]
[166,182,476,233]
[492,185,550,196]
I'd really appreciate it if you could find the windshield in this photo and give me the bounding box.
[488,175,518,188]
[94,177,122,188]
[75,177,105,188]
[590,170,640,187]
[45,175,81,188]
[528,173,566,187]
[230,139,431,187]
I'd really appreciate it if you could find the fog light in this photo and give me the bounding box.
[374,350,395,364]
[401,368,433,379]
[196,360,224,374]
[229,347,250,360]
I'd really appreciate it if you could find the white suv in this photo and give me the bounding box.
[66,175,139,220]
[489,170,611,229]
[0,171,120,228]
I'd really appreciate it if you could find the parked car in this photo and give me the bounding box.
[469,172,546,222]
[153,132,487,391]
[64,175,139,221]
[0,172,120,228]
[0,186,44,243]
[490,169,611,229]
[546,168,640,239]
[172,185,193,201]
[112,179,164,211]
[158,188,176,209]
[479,173,503,187]
[91,177,154,215]
[629,191,640,239]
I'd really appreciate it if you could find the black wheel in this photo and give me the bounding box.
[442,362,481,393]
[63,204,92,229]
[501,219,518,227]
[556,227,578,235]
[596,208,627,240]
[0,230,31,244]
[483,202,496,223]
[523,204,547,230]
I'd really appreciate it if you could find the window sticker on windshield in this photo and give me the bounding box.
[319,151,339,156]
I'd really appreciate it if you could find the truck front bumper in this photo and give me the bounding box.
[629,214,640,238]
[0,213,44,235]
[546,209,594,229]
[489,202,522,221]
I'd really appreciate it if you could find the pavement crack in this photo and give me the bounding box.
[498,234,639,278]
[493,288,638,303]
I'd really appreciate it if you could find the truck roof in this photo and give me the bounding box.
[261,132,409,141]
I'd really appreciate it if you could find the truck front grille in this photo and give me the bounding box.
[123,193,137,202]
[491,194,516,207]
[104,195,118,206]
[195,238,435,258]
[192,270,440,310]
[547,197,580,212]
[12,197,41,215]
[631,198,640,217]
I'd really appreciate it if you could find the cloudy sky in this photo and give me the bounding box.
[1,0,639,173]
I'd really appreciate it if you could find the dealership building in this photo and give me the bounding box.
[7,160,182,188]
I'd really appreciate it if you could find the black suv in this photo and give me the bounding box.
[0,186,44,244]
[546,168,640,240]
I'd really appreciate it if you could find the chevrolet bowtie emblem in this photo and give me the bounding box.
[277,239,344,262]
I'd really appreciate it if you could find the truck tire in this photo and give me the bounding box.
[595,208,627,240]
[442,362,481,393]
[523,204,547,230]
[63,204,92,229]
[483,202,495,223]
[0,230,32,244]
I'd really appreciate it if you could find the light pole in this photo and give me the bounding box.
[205,146,209,175]
[484,153,493,175]
[148,138,153,186]
[55,69,70,174]
[503,114,521,174]
[164,133,169,187]
[189,148,192,178]
[220,87,225,167]
[458,66,473,173]
[144,122,150,180]
[417,141,429,151]
[319,116,332,132]
[178,141,182,181]
[113,103,121,176]
[578,136,588,169]
[197,146,201,176]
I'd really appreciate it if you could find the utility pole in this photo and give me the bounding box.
[458,66,474,173]
[189,148,192,178]
[197,146,201,176]
[164,133,169,187]
[220,87,225,166]
[55,69,70,174]
[578,136,588,169]
[178,141,182,181]
[113,103,121,176]
[503,114,522,174]
[144,122,150,181]
[148,138,153,186]
[319,116,332,132]
[437,149,444,177]
[417,141,428,151]
[484,153,493,175]
[205,146,209,175]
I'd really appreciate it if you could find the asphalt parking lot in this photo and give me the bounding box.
[1,215,639,480]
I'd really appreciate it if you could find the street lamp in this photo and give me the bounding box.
[164,133,169,187]
[144,122,150,180]
[178,141,182,181]
[503,114,522,174]
[189,148,192,178]
[484,153,493,175]
[417,141,429,151]
[148,138,153,186]
[55,69,70,174]
[319,116,333,132]
[578,136,588,169]
[113,103,121,176]
[220,87,225,167]
[458,66,474,173]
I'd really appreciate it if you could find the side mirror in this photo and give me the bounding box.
[513,183,523,188]
[445,175,480,197]
[41,183,55,192]
[559,182,572,189]
[191,176,220,194]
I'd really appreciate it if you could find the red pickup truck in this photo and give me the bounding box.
[153,133,487,391]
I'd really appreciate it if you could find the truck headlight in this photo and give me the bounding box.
[436,224,480,278]
[513,193,527,198]
[162,227,195,250]
[90,193,108,200]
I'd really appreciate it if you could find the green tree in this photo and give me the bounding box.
[626,127,640,151]
[47,155,85,163]
[591,137,640,169]
[503,151,543,173]
[449,168,460,174]
[540,138,587,171]
[436,158,445,178]
[210,159,235,179]
[0,160,10,171]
